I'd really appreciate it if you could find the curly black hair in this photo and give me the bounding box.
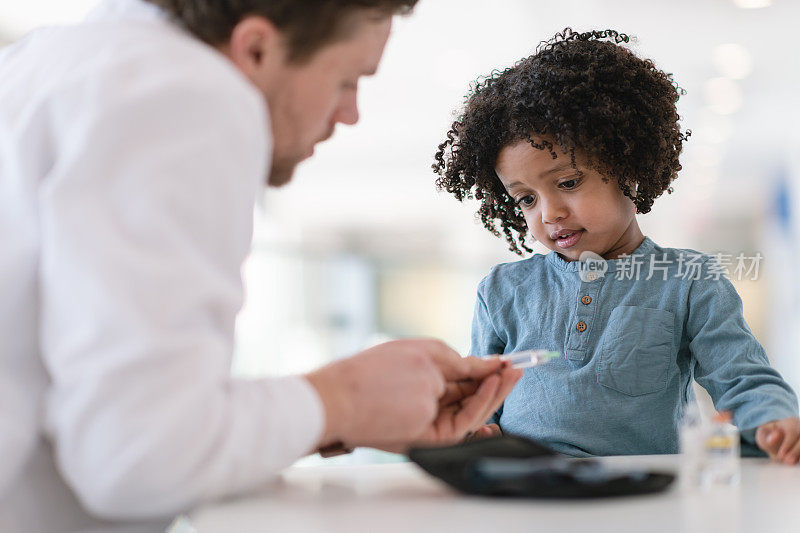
[433,28,690,255]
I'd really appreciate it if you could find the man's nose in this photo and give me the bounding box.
[333,91,359,126]
[540,196,567,224]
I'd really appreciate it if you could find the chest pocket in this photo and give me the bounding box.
[597,306,675,396]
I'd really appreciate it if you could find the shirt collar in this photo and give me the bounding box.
[546,236,656,272]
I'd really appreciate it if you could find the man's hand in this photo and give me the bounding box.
[368,354,521,453]
[392,363,520,450]
[305,339,446,448]
[755,417,800,465]
[465,423,503,442]
[304,340,521,452]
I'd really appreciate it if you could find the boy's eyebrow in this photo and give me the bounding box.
[504,162,576,189]
[539,162,574,177]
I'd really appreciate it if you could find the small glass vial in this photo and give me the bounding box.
[700,411,741,487]
[679,401,704,489]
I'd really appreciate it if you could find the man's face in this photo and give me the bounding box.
[251,13,392,186]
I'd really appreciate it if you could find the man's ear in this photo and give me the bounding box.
[226,16,284,81]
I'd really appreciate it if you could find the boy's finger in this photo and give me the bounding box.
[777,426,799,460]
[766,429,782,448]
[756,425,782,456]
[784,438,800,466]
[769,434,784,459]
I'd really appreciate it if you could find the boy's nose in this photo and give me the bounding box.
[540,198,567,224]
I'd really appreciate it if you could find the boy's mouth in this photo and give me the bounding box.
[551,229,584,249]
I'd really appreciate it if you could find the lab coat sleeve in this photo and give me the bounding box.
[38,60,324,519]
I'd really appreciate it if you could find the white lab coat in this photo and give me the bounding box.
[0,0,324,530]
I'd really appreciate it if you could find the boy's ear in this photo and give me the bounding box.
[226,15,285,80]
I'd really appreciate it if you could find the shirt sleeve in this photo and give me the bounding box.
[469,275,507,425]
[38,60,324,519]
[686,260,799,441]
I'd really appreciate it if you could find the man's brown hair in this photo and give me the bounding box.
[145,0,418,63]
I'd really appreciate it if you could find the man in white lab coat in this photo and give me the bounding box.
[0,0,521,530]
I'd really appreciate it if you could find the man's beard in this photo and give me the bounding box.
[267,128,333,187]
[267,156,298,187]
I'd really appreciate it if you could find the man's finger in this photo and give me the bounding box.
[427,345,503,381]
[467,424,499,442]
[455,355,505,380]
[419,353,447,399]
[472,366,523,430]
[450,374,501,435]
[439,379,480,406]
[480,424,501,438]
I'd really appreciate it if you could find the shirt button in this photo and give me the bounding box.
[576,321,587,332]
[586,272,598,281]
[581,295,592,305]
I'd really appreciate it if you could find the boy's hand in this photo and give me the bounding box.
[755,417,800,465]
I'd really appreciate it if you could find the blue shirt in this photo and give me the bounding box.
[470,237,798,456]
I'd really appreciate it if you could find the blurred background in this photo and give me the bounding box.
[3,0,800,463]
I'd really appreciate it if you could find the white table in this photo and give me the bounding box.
[188,456,800,533]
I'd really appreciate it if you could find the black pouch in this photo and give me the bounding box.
[408,435,675,498]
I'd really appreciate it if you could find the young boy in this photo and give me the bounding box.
[434,28,800,463]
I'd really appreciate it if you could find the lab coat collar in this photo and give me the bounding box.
[85,0,168,23]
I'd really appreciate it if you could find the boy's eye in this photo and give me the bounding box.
[517,195,536,207]
[559,177,581,190]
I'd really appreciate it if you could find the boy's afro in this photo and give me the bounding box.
[433,28,690,255]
